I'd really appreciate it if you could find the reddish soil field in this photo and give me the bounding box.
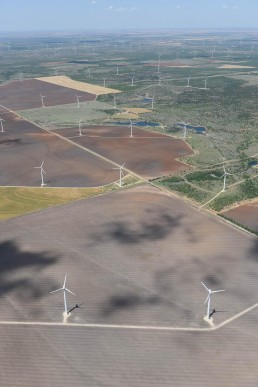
[52,125,193,178]
[0,185,258,386]
[0,79,96,110]
[0,110,118,187]
[222,202,258,232]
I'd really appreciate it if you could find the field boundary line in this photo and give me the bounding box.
[1,301,258,332]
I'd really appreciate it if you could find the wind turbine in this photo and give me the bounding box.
[87,68,91,77]
[204,78,208,90]
[116,66,119,75]
[55,68,58,77]
[157,53,162,74]
[40,94,45,107]
[201,282,225,319]
[181,121,190,139]
[103,77,107,87]
[129,120,134,138]
[19,71,23,82]
[113,95,117,109]
[131,77,135,86]
[78,119,83,136]
[186,76,191,87]
[220,165,232,191]
[113,163,125,187]
[158,74,162,86]
[160,123,167,132]
[150,95,155,109]
[50,274,75,315]
[75,94,81,108]
[0,118,5,133]
[34,160,46,187]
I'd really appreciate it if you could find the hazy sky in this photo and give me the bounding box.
[1,0,257,32]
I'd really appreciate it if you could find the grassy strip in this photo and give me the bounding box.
[0,187,103,221]
[0,175,142,221]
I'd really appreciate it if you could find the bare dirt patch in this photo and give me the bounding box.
[0,79,96,110]
[0,109,119,187]
[222,200,258,232]
[0,185,258,386]
[52,125,193,178]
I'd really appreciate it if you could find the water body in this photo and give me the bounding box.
[109,121,160,127]
[248,160,258,167]
[177,123,206,134]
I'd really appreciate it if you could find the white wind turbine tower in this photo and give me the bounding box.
[220,165,232,191]
[201,282,225,320]
[131,77,135,86]
[55,68,58,77]
[0,118,5,133]
[113,163,125,187]
[40,94,45,107]
[157,53,162,74]
[34,160,46,187]
[181,121,189,139]
[116,66,119,75]
[19,71,23,82]
[87,68,91,77]
[158,74,162,86]
[78,118,83,136]
[204,78,208,90]
[113,95,117,109]
[129,120,134,138]
[103,77,107,87]
[186,76,191,87]
[75,94,81,108]
[50,274,75,315]
[150,95,155,110]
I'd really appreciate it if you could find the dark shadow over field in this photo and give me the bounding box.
[91,213,183,245]
[249,239,258,262]
[0,240,58,300]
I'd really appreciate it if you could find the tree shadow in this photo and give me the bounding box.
[90,212,183,245]
[0,240,59,301]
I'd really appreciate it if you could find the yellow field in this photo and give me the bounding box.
[36,75,121,95]
[0,187,102,221]
[217,65,255,69]
[123,107,151,114]
[113,107,151,119]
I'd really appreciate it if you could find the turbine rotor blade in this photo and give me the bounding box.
[42,169,46,174]
[50,287,63,294]
[65,288,76,296]
[211,289,225,293]
[204,294,210,305]
[201,282,209,292]
[63,274,67,288]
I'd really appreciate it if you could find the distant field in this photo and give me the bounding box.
[36,75,121,95]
